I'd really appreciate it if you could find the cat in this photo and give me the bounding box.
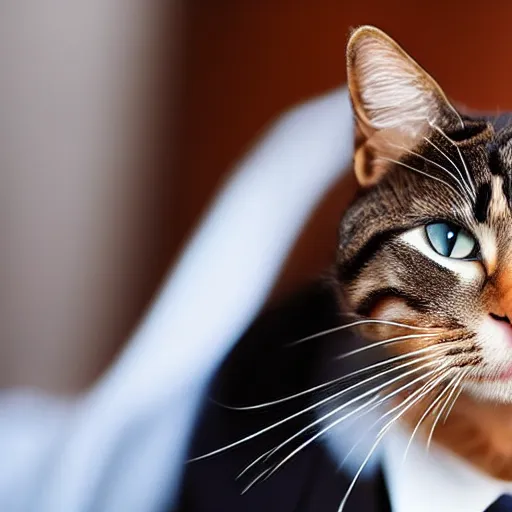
[178,25,512,511]
[338,25,512,482]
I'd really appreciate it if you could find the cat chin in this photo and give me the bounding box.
[463,380,512,404]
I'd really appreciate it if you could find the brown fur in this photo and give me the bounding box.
[402,394,512,480]
[338,26,512,481]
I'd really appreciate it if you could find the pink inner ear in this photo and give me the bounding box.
[368,127,425,160]
[347,27,462,187]
[355,51,440,137]
[348,30,451,139]
[355,127,426,187]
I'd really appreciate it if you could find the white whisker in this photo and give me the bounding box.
[243,345,462,479]
[335,332,439,361]
[189,355,440,463]
[337,367,453,511]
[422,135,474,200]
[256,359,436,466]
[235,448,274,481]
[343,368,451,472]
[442,371,466,424]
[287,318,432,347]
[236,394,379,491]
[240,468,272,495]
[220,342,449,412]
[380,157,461,198]
[401,371,459,465]
[387,141,468,193]
[426,372,466,450]
[246,362,441,490]
[429,122,477,196]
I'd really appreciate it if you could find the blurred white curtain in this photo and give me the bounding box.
[0,86,354,511]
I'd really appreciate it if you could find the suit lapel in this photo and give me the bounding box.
[291,443,392,512]
[176,283,393,512]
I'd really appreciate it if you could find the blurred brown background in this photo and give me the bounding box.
[172,1,512,302]
[5,1,512,394]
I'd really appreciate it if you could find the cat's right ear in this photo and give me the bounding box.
[347,26,462,187]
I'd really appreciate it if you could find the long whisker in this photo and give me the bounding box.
[426,372,466,450]
[429,121,476,196]
[422,135,474,200]
[337,367,454,511]
[442,370,467,424]
[386,141,470,200]
[244,362,442,491]
[235,447,274,481]
[335,332,440,361]
[236,393,382,483]
[287,319,434,347]
[379,157,462,199]
[339,369,449,475]
[220,343,450,412]
[266,361,435,456]
[240,467,272,492]
[443,385,464,424]
[401,372,459,465]
[238,346,460,481]
[188,356,439,463]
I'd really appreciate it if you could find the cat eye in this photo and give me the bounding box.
[425,222,478,259]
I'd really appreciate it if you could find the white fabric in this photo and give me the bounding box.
[383,425,512,512]
[0,88,354,512]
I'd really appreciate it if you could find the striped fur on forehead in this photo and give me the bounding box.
[336,112,512,325]
[487,125,512,209]
[338,114,512,277]
[337,154,476,282]
[334,27,512,479]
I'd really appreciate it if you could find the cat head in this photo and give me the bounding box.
[337,26,512,404]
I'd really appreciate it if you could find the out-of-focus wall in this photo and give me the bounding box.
[173,1,512,301]
[0,1,180,393]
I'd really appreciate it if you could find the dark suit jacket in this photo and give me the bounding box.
[175,282,392,512]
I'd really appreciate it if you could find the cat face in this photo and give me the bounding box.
[337,26,512,403]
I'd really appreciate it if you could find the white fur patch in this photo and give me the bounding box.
[464,315,512,403]
[400,227,482,282]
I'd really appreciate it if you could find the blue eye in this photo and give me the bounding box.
[425,222,477,259]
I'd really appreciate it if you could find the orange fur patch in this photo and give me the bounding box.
[401,391,512,480]
[497,267,512,319]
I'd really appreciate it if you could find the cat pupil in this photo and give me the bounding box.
[425,222,477,260]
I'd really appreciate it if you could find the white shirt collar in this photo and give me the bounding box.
[382,424,512,512]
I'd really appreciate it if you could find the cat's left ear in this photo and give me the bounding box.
[347,26,463,187]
